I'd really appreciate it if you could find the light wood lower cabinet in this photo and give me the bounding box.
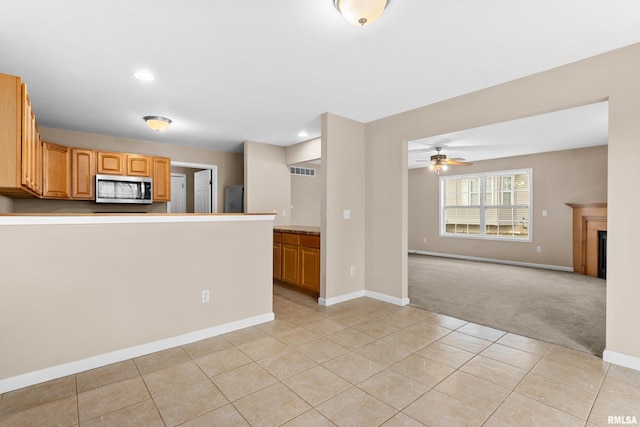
[42,142,70,199]
[300,245,320,292]
[273,233,282,281]
[274,231,320,293]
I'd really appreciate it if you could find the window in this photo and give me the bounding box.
[441,169,532,241]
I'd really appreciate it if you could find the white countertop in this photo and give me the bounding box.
[0,213,276,225]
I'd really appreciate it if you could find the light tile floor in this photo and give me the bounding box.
[1,284,639,426]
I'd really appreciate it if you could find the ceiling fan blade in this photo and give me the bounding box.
[443,160,473,166]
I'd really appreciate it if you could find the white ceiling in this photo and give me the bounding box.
[1,1,638,155]
[408,101,609,168]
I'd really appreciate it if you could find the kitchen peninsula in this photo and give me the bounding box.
[0,213,275,393]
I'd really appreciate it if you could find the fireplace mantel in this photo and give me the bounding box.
[566,203,607,277]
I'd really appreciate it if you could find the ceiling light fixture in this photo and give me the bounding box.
[143,116,172,131]
[134,71,155,81]
[333,0,391,26]
[430,162,448,175]
[298,131,308,137]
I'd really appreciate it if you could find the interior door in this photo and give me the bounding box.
[169,173,187,213]
[194,169,212,213]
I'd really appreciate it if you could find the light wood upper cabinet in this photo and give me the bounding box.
[152,156,171,202]
[21,86,43,196]
[127,154,151,177]
[97,151,125,175]
[42,142,70,199]
[71,148,96,199]
[0,73,42,197]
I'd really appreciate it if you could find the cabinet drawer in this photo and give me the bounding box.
[282,233,300,245]
[300,235,320,249]
[273,232,282,243]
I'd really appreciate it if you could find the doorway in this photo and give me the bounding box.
[170,161,218,213]
[406,102,608,355]
[194,169,214,213]
[169,173,187,213]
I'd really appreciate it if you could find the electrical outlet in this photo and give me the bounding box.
[343,209,351,219]
[201,290,210,303]
[350,266,356,276]
[536,246,542,253]
[542,210,548,217]
[282,209,286,217]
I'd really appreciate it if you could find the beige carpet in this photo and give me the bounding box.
[408,254,606,356]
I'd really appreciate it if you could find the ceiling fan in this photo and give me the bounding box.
[419,146,473,174]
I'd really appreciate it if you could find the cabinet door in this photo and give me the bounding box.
[281,244,300,286]
[42,142,70,198]
[20,84,42,195]
[273,242,282,281]
[71,148,96,199]
[97,151,125,175]
[127,154,151,177]
[300,246,320,293]
[273,233,282,280]
[152,156,171,202]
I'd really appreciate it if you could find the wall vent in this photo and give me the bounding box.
[290,167,316,177]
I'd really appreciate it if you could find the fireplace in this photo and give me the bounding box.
[567,203,607,278]
[598,230,607,279]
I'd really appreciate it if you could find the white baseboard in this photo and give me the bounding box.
[319,290,365,306]
[365,290,410,306]
[319,290,409,307]
[603,349,640,372]
[0,312,275,394]
[409,250,574,272]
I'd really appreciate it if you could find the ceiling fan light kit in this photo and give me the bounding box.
[333,0,391,26]
[427,147,473,174]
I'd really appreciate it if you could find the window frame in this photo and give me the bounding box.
[439,168,533,242]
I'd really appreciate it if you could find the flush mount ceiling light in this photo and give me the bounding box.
[143,116,172,131]
[333,0,391,26]
[134,71,155,81]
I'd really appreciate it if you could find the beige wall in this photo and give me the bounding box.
[286,138,321,165]
[0,218,273,381]
[361,43,640,362]
[408,145,608,267]
[14,199,167,213]
[244,140,291,226]
[321,113,366,300]
[0,195,13,213]
[39,128,244,213]
[291,161,321,227]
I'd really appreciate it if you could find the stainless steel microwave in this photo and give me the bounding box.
[95,174,152,204]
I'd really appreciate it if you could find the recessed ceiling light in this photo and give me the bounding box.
[134,71,155,81]
[298,131,308,137]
